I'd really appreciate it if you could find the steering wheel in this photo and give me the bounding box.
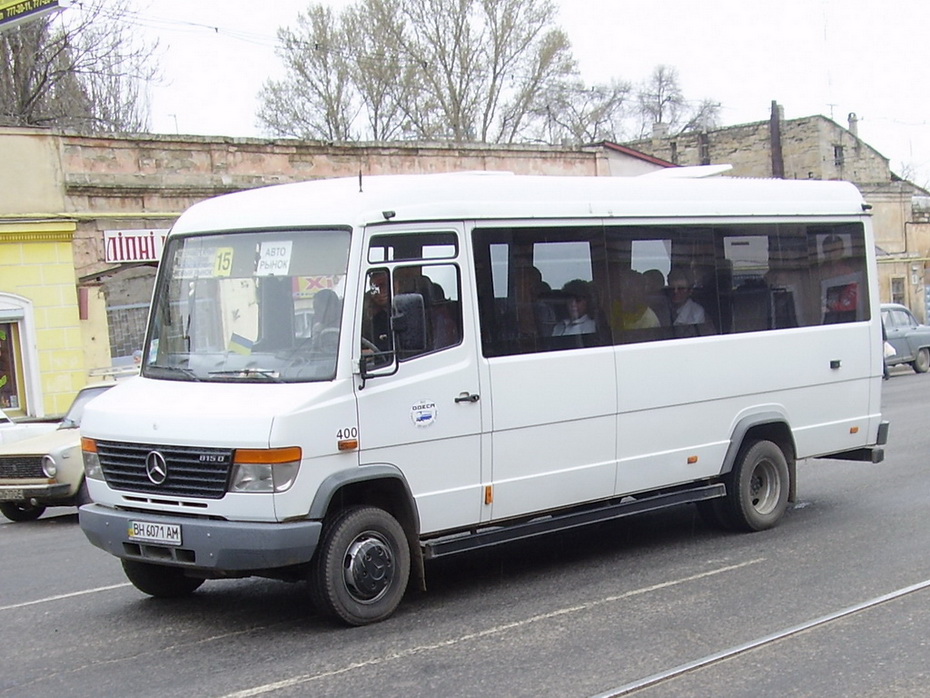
[312,327,340,353]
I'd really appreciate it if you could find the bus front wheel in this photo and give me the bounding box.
[309,506,410,626]
[718,439,790,532]
[121,560,204,597]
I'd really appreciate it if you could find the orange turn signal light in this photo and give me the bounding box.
[234,446,301,464]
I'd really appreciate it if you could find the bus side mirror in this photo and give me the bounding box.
[392,293,428,353]
[358,292,427,387]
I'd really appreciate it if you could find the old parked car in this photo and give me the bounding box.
[0,383,113,522]
[0,408,58,446]
[881,303,930,373]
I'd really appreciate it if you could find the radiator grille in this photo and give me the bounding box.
[96,441,233,500]
[0,456,44,479]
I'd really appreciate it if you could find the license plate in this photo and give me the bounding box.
[0,489,24,501]
[128,520,182,546]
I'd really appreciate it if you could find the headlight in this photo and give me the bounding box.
[82,437,104,480]
[230,447,301,493]
[42,455,57,478]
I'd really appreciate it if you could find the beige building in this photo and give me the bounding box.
[626,102,930,321]
[0,127,669,417]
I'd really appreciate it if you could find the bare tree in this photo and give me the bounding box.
[258,0,580,144]
[342,0,417,141]
[533,78,632,145]
[0,0,159,132]
[636,64,720,137]
[636,64,685,136]
[677,97,721,135]
[258,2,720,146]
[898,161,930,191]
[257,5,357,141]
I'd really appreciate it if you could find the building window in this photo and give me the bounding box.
[833,145,845,168]
[0,322,24,414]
[891,277,905,305]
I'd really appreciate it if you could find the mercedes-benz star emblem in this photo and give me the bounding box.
[144,451,168,485]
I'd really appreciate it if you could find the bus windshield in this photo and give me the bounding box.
[144,229,351,382]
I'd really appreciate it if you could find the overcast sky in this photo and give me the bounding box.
[120,0,930,185]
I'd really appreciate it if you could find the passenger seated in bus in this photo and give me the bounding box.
[515,265,557,343]
[668,267,714,337]
[552,279,597,336]
[427,281,458,350]
[643,268,672,326]
[310,288,341,352]
[610,269,661,333]
[362,270,392,353]
[819,233,859,324]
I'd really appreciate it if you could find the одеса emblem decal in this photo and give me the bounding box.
[410,400,437,427]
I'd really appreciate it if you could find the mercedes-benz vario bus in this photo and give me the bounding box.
[79,171,888,625]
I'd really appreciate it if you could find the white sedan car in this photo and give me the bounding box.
[0,384,113,522]
[0,408,58,446]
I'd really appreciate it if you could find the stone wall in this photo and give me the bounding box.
[627,115,891,183]
[58,133,610,279]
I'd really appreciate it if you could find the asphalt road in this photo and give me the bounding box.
[1,367,928,698]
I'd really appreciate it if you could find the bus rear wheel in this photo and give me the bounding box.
[717,439,789,532]
[309,506,410,626]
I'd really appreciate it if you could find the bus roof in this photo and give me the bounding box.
[170,172,868,235]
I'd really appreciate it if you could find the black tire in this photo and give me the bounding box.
[121,559,204,598]
[0,501,46,522]
[717,439,790,532]
[309,506,410,626]
[911,347,929,373]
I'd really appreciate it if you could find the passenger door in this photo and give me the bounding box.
[471,225,618,521]
[354,225,484,535]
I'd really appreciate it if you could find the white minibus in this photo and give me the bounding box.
[79,171,888,625]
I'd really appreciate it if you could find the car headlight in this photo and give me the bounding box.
[81,437,104,480]
[42,454,57,478]
[230,447,301,493]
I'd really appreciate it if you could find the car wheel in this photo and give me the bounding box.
[716,439,790,532]
[121,560,204,598]
[309,506,410,626]
[0,501,46,522]
[911,347,929,373]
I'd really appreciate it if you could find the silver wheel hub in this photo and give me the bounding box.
[749,460,780,514]
[343,533,394,603]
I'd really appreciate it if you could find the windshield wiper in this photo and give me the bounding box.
[145,365,202,381]
[208,368,283,382]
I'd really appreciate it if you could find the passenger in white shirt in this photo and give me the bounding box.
[552,279,597,336]
[668,267,713,336]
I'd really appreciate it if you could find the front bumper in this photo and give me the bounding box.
[0,482,70,503]
[79,504,322,572]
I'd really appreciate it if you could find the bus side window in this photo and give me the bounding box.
[393,263,463,360]
[815,228,868,324]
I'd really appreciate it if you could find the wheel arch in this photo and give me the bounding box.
[308,465,425,591]
[721,412,798,503]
